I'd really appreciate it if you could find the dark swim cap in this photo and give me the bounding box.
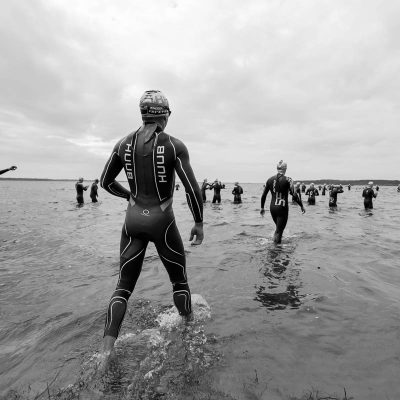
[139,90,170,117]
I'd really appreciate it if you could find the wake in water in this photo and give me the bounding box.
[49,294,218,400]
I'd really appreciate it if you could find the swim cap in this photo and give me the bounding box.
[368,181,373,186]
[79,177,83,182]
[139,90,170,117]
[277,160,287,172]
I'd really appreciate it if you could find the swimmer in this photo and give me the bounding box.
[232,182,243,204]
[301,182,306,193]
[397,184,400,193]
[375,185,379,192]
[348,184,351,190]
[260,160,305,244]
[99,90,203,357]
[362,181,377,209]
[210,179,224,204]
[292,182,301,203]
[328,184,343,208]
[200,179,211,203]
[321,183,327,196]
[75,177,88,205]
[90,179,99,202]
[305,183,319,205]
[0,166,17,175]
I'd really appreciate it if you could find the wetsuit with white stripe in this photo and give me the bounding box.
[100,123,203,339]
[261,173,303,243]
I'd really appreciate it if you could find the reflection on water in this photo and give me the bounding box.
[254,242,305,310]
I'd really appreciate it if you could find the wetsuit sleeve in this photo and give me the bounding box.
[0,168,10,175]
[174,140,203,223]
[261,183,270,209]
[100,141,131,200]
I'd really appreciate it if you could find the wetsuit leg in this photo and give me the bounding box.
[270,206,288,244]
[364,200,373,209]
[154,219,192,316]
[201,191,206,203]
[104,224,148,338]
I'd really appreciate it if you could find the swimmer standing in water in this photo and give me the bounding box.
[0,166,17,175]
[75,177,88,205]
[328,184,343,209]
[99,90,203,359]
[200,179,211,203]
[260,160,305,244]
[90,179,99,202]
[232,182,243,204]
[362,181,378,209]
[210,179,224,203]
[305,183,319,205]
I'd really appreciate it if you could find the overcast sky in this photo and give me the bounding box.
[1,0,399,182]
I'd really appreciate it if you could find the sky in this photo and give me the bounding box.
[1,0,399,182]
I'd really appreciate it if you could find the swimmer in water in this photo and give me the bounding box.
[328,184,343,208]
[75,177,88,205]
[90,179,99,202]
[321,183,327,196]
[305,183,319,205]
[292,182,302,203]
[0,166,17,175]
[232,182,243,204]
[362,181,377,209]
[99,90,203,358]
[301,182,306,193]
[210,179,224,203]
[260,160,305,244]
[200,179,211,203]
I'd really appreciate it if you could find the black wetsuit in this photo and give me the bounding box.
[362,187,376,209]
[232,185,243,204]
[0,168,12,175]
[322,186,326,196]
[305,187,319,205]
[75,182,87,204]
[329,187,343,208]
[301,184,306,193]
[201,182,210,203]
[211,182,223,203]
[261,174,303,243]
[100,124,203,339]
[90,183,98,202]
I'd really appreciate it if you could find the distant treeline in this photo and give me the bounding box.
[1,178,400,186]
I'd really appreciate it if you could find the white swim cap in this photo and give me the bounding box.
[368,181,373,186]
[277,160,287,172]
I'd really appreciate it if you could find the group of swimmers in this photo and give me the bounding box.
[4,90,396,368]
[75,178,99,205]
[200,179,244,204]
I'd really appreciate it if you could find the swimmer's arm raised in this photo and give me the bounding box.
[100,145,130,200]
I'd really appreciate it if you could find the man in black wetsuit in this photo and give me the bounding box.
[75,177,88,205]
[328,185,343,208]
[99,90,204,357]
[305,183,319,205]
[90,179,99,202]
[200,179,211,203]
[232,182,243,204]
[260,160,305,244]
[362,181,377,209]
[0,166,17,175]
[210,179,224,203]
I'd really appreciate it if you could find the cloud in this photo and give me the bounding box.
[0,0,399,180]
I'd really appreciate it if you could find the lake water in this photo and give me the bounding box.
[0,180,399,400]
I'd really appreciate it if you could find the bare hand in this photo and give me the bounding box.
[189,223,204,245]
[10,166,17,170]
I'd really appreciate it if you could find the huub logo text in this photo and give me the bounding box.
[124,143,133,179]
[156,146,167,183]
